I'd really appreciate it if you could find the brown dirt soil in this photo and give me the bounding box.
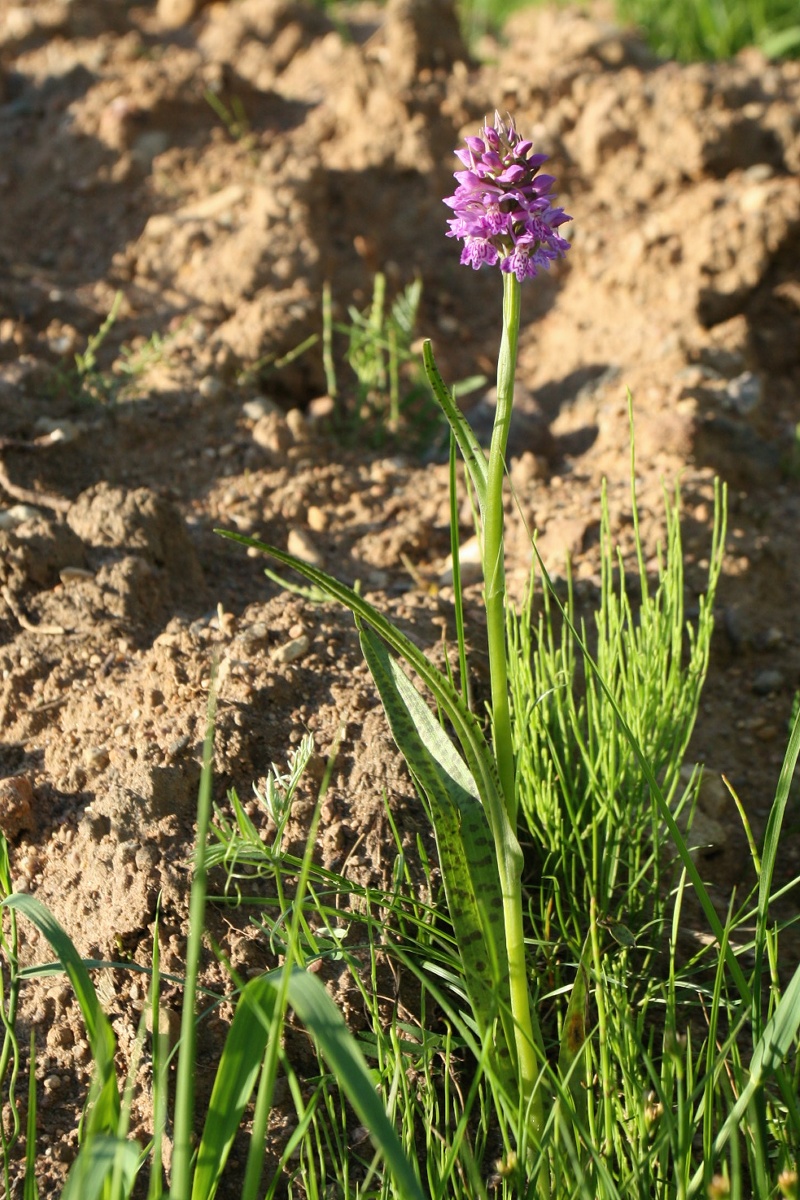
[0,0,799,1193]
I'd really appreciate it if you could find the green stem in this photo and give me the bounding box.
[484,269,520,825]
[483,272,549,1184]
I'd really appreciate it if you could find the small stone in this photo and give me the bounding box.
[242,397,280,421]
[285,408,307,441]
[271,634,310,665]
[755,724,779,742]
[440,535,482,586]
[83,746,110,772]
[197,375,224,402]
[252,412,291,454]
[307,395,335,423]
[240,621,268,651]
[157,0,201,26]
[723,371,762,415]
[0,775,35,839]
[757,626,784,651]
[752,669,784,696]
[131,130,170,169]
[307,505,327,532]
[510,451,548,489]
[59,566,95,584]
[687,810,726,858]
[0,504,44,530]
[696,773,729,820]
[33,417,82,444]
[287,528,322,566]
[145,1005,182,1050]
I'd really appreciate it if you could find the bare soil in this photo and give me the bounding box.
[0,0,799,1193]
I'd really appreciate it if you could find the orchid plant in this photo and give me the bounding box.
[222,113,572,1162]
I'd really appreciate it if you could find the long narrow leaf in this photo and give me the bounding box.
[557,936,591,1126]
[687,960,800,1198]
[359,624,515,1078]
[61,1136,139,1200]
[2,895,119,1135]
[214,532,517,886]
[191,973,278,1200]
[192,968,425,1200]
[423,340,488,514]
[171,695,217,1199]
[23,1031,38,1200]
[754,703,800,1021]
[287,968,425,1200]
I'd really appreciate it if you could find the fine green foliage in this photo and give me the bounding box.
[52,291,175,406]
[2,895,121,1140]
[509,471,726,941]
[325,271,439,444]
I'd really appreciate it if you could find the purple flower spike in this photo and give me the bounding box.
[444,113,572,280]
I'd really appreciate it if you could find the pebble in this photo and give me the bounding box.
[696,773,729,819]
[723,371,762,415]
[287,528,323,566]
[145,1005,182,1050]
[157,0,201,26]
[685,810,727,858]
[59,566,95,584]
[197,375,224,402]
[439,535,483,586]
[271,634,310,665]
[307,395,335,423]
[756,626,784,651]
[752,668,784,695]
[83,746,110,772]
[239,621,268,651]
[0,775,35,839]
[33,417,82,444]
[131,130,170,169]
[242,396,280,421]
[307,505,327,532]
[285,408,306,441]
[252,412,291,454]
[0,504,44,530]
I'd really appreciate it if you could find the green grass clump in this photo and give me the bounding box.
[614,0,800,60]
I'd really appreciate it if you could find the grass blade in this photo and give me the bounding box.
[687,960,800,1198]
[422,340,487,514]
[61,1136,139,1200]
[286,967,426,1200]
[214,531,513,875]
[192,966,425,1200]
[1,894,120,1136]
[23,1030,37,1200]
[171,687,217,1199]
[191,972,281,1200]
[557,935,591,1127]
